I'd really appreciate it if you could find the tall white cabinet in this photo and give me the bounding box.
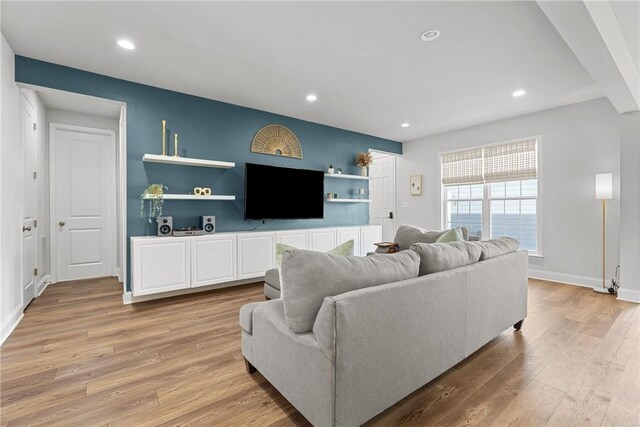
[131,225,382,299]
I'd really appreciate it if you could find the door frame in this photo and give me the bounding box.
[49,122,117,283]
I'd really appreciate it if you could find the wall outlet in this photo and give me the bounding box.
[402,202,409,208]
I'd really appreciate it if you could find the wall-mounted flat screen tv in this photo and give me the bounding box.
[244,163,325,220]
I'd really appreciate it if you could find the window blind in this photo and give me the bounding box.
[483,139,537,183]
[441,148,484,185]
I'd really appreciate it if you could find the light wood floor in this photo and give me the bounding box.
[1,277,638,426]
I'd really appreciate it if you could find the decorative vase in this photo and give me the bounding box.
[328,167,334,175]
[360,167,368,177]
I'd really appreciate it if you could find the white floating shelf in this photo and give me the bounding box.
[325,173,370,180]
[142,154,235,169]
[143,194,236,201]
[327,198,371,203]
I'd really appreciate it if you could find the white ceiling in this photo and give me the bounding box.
[2,1,604,141]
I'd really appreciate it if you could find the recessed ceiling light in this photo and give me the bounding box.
[512,89,527,97]
[117,39,135,50]
[401,123,410,128]
[306,94,317,102]
[420,30,440,42]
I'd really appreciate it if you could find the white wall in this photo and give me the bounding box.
[619,111,640,302]
[1,34,23,342]
[397,98,621,287]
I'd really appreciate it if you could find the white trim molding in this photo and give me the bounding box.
[122,277,262,305]
[36,274,52,297]
[528,269,600,288]
[0,305,24,345]
[617,288,640,304]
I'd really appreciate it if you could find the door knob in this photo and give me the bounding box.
[22,226,31,232]
[58,221,66,227]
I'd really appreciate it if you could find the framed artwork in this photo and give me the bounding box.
[410,175,422,195]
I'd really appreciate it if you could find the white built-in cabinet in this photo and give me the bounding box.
[191,234,237,287]
[131,225,382,298]
[132,237,191,296]
[309,229,337,252]
[238,232,276,279]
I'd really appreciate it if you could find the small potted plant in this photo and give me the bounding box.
[354,152,373,176]
[328,164,335,174]
[140,183,168,223]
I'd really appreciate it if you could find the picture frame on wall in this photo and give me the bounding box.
[410,175,422,195]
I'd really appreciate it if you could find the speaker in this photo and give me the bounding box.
[157,216,173,236]
[200,216,216,234]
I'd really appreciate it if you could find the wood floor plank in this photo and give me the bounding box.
[1,277,638,427]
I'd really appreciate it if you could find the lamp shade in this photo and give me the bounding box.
[595,173,613,199]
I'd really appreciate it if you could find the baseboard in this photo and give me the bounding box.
[528,269,600,288]
[122,277,264,304]
[0,305,24,345]
[36,274,52,297]
[617,288,640,304]
[116,267,123,283]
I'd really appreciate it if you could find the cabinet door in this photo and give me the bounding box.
[132,238,190,296]
[309,228,337,252]
[238,232,276,279]
[336,227,361,256]
[360,226,382,255]
[191,235,237,288]
[276,230,308,249]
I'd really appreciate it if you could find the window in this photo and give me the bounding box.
[441,139,539,254]
[489,179,537,251]
[444,184,483,239]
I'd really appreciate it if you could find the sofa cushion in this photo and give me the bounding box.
[474,237,519,260]
[275,240,354,267]
[395,225,469,250]
[410,241,482,275]
[281,250,420,333]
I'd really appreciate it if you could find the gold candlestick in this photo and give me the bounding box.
[161,120,167,156]
[174,134,179,157]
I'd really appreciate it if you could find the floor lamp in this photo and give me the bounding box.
[594,173,613,294]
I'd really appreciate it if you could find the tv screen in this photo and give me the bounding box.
[244,163,325,220]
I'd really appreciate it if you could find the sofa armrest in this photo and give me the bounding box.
[239,302,262,334]
[312,297,337,362]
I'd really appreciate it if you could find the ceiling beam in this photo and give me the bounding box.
[537,0,639,113]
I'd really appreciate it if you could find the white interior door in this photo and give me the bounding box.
[369,154,396,242]
[53,124,116,282]
[21,92,37,308]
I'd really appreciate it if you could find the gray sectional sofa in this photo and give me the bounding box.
[240,236,528,426]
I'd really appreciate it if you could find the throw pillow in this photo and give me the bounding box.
[435,227,464,243]
[281,249,420,333]
[275,239,355,267]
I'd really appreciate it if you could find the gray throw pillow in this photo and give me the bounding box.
[474,237,519,260]
[410,241,482,275]
[281,250,420,333]
[395,225,469,250]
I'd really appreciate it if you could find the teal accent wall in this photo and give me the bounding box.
[15,56,402,290]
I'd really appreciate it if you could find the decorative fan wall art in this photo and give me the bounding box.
[251,124,303,159]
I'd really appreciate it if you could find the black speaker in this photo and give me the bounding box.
[200,216,216,234]
[157,216,173,236]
